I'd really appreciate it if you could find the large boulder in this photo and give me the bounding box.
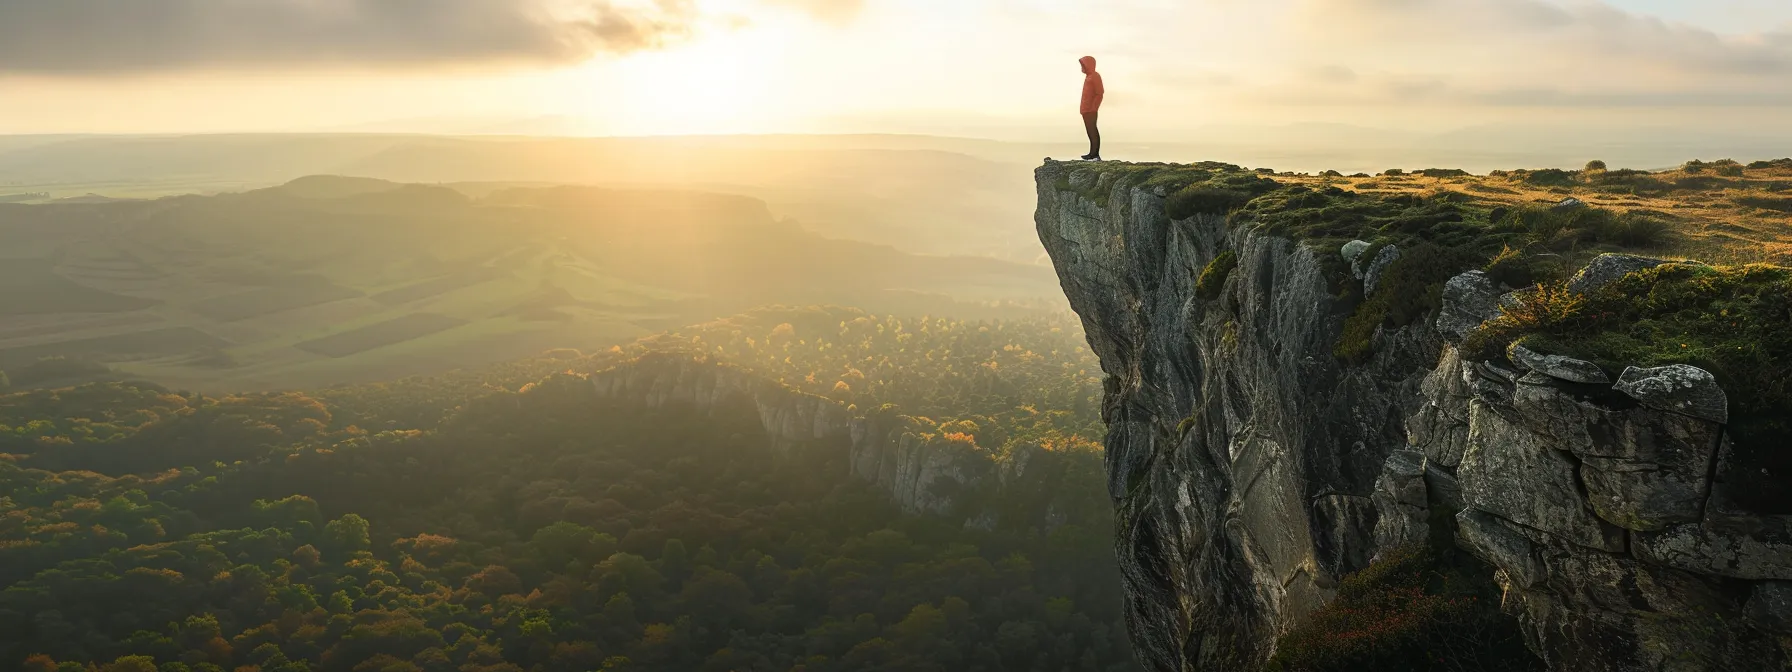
[1341,240,1371,269]
[1436,270,1502,342]
[1566,254,1667,294]
[1614,364,1729,424]
[1509,343,1611,384]
[1363,244,1401,296]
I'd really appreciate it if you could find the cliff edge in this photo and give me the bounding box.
[1034,159,1792,671]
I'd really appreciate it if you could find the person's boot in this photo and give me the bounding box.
[1080,153,1101,161]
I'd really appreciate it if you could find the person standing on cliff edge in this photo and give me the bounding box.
[1079,56,1104,161]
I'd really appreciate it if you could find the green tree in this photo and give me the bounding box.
[322,513,371,556]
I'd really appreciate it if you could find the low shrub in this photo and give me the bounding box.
[1196,251,1237,300]
[1610,212,1673,247]
[1585,160,1608,172]
[1735,195,1792,213]
[1168,187,1255,220]
[1335,243,1480,364]
[1483,245,1566,289]
[1419,168,1470,178]
[1265,546,1539,672]
[1521,169,1575,187]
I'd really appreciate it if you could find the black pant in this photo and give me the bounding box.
[1082,111,1101,157]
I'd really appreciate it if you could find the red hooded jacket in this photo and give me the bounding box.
[1080,56,1104,115]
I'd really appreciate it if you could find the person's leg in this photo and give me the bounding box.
[1082,112,1101,159]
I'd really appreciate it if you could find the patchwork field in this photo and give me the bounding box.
[0,260,158,315]
[293,313,468,357]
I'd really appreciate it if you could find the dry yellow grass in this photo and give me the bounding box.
[1272,161,1792,265]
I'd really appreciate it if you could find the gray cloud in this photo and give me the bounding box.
[1262,0,1792,111]
[0,0,699,73]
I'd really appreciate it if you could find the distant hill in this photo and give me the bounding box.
[0,178,1061,391]
[0,134,1047,260]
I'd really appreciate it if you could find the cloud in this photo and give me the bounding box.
[1292,0,1792,82]
[762,0,864,24]
[0,0,700,74]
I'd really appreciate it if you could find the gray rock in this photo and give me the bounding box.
[1341,240,1371,268]
[1508,342,1611,384]
[1316,494,1379,577]
[1363,244,1401,296]
[1566,253,1667,294]
[1615,364,1729,424]
[1634,520,1792,580]
[1746,581,1792,634]
[1436,271,1502,342]
[1510,380,1721,532]
[1554,197,1587,210]
[1371,450,1430,561]
[1457,509,1545,588]
[1424,463,1463,512]
[1458,401,1626,551]
[1067,168,1099,192]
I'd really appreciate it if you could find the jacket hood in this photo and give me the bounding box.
[1080,56,1097,72]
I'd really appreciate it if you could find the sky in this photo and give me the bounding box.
[2,0,1792,141]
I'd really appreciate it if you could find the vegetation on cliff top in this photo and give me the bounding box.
[1465,263,1792,512]
[1054,157,1792,266]
[1052,158,1788,364]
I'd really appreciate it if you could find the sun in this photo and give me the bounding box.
[576,28,783,136]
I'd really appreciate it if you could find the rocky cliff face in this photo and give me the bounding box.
[1033,160,1792,671]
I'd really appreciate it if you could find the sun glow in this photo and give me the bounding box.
[576,25,790,136]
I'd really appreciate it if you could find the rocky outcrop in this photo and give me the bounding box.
[1033,160,1791,671]
[577,353,1087,529]
[848,408,994,515]
[587,353,850,453]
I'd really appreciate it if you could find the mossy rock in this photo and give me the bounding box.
[1196,251,1237,301]
[1466,263,1792,513]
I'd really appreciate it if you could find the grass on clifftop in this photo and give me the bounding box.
[1464,263,1792,513]
[1056,158,1792,364]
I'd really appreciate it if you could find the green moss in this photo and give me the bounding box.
[1196,251,1238,301]
[1335,243,1482,364]
[1056,161,1278,211]
[1168,188,1255,220]
[1466,263,1792,512]
[1483,245,1568,289]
